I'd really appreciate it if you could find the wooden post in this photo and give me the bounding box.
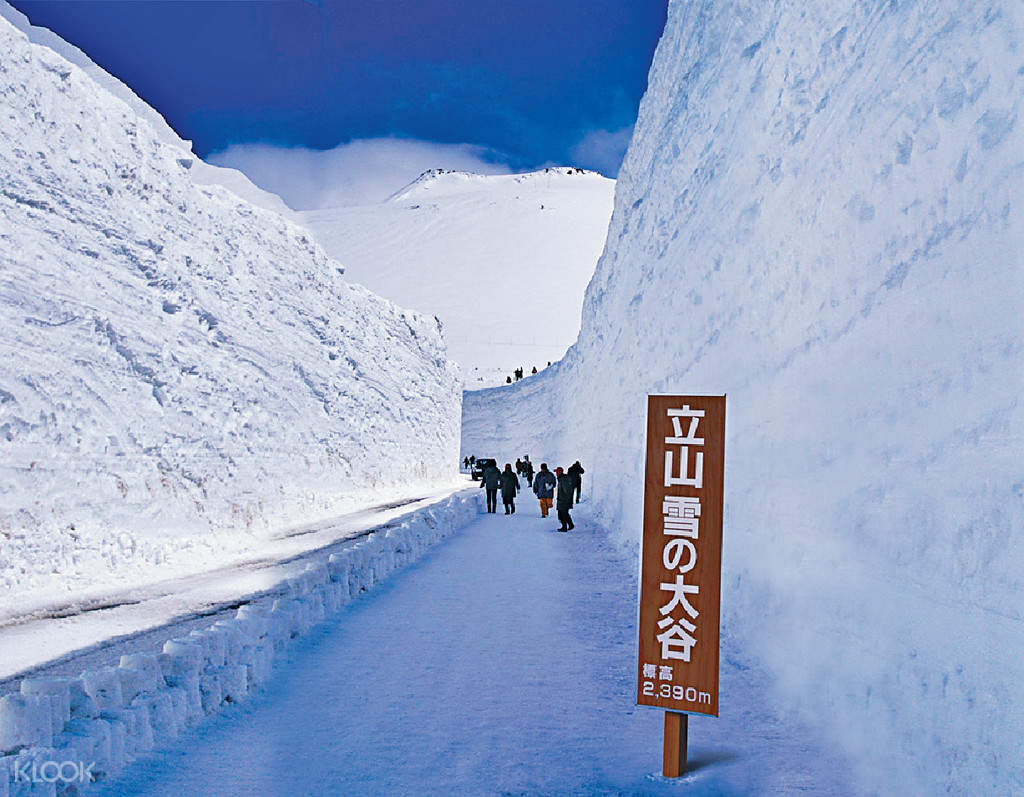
[663,711,688,777]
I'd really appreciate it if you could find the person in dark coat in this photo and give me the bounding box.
[533,463,556,517]
[555,467,575,531]
[463,456,470,470]
[523,458,534,488]
[499,463,520,514]
[567,460,585,504]
[515,458,523,477]
[479,461,501,513]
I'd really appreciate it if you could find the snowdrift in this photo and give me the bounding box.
[298,167,614,388]
[464,1,1023,794]
[0,17,461,602]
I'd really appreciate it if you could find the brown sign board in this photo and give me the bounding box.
[636,395,725,717]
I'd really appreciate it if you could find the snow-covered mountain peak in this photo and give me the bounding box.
[300,166,615,387]
[387,166,608,204]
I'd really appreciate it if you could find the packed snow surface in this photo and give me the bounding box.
[0,16,461,611]
[465,1,1024,795]
[298,167,614,388]
[93,505,853,796]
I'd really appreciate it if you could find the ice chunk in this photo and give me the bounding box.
[0,694,53,751]
[80,668,123,714]
[18,680,69,732]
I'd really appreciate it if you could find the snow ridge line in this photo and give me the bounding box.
[0,492,480,794]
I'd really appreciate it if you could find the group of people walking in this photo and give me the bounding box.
[476,456,585,532]
[505,366,539,384]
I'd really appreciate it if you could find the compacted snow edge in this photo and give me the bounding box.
[0,491,480,796]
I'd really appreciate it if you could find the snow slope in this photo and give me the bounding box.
[464,1,1024,794]
[0,16,461,609]
[0,0,294,217]
[298,168,614,387]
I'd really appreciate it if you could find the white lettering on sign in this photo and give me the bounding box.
[664,406,705,488]
[642,679,713,704]
[656,405,706,662]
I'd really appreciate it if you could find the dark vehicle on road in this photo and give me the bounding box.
[471,458,497,480]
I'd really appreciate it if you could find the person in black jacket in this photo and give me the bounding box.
[499,463,520,514]
[567,460,585,504]
[523,457,534,488]
[479,461,501,513]
[555,466,575,531]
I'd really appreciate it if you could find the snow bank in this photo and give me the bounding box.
[0,15,461,602]
[0,492,479,793]
[464,1,1023,794]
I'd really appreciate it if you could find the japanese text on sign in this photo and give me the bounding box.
[636,396,725,716]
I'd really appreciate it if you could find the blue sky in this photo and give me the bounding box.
[11,0,667,208]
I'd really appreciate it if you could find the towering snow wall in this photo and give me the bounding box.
[464,1,1023,794]
[0,0,295,216]
[0,18,460,595]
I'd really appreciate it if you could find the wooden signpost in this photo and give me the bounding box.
[636,395,726,778]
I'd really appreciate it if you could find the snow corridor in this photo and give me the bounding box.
[96,502,852,796]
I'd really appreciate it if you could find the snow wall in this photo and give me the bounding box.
[0,17,461,593]
[463,2,1024,794]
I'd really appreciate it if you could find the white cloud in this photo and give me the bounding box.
[569,126,634,177]
[207,138,512,211]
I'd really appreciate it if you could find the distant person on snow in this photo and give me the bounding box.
[555,467,575,531]
[533,463,556,518]
[506,376,512,384]
[568,460,585,504]
[523,457,534,488]
[531,366,537,374]
[500,463,520,514]
[479,461,501,513]
[463,456,470,470]
[515,458,524,477]
[469,455,476,466]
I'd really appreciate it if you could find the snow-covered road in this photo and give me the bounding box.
[95,502,852,796]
